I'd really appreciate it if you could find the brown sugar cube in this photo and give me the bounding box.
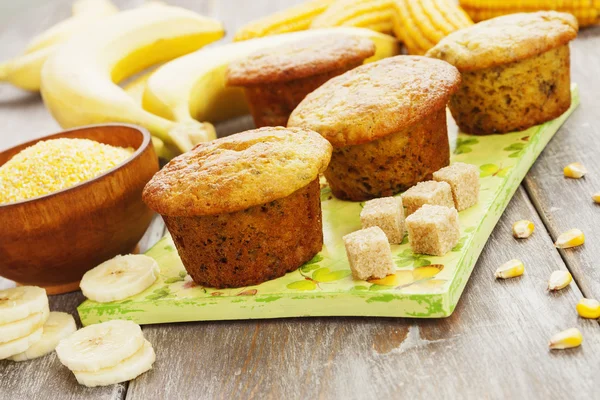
[433,162,479,211]
[401,181,454,216]
[359,197,405,244]
[406,205,460,256]
[343,227,396,280]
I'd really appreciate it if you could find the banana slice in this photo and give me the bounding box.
[0,327,43,359]
[56,320,145,372]
[80,254,160,303]
[0,305,49,344]
[9,312,77,362]
[0,286,48,325]
[73,340,155,387]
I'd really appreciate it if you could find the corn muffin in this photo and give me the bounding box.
[288,55,461,201]
[226,34,375,128]
[142,127,332,288]
[427,12,578,134]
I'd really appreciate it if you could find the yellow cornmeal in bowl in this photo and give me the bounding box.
[0,138,133,204]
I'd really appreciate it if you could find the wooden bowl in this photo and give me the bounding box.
[0,124,159,294]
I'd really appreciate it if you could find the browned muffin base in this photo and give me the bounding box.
[244,61,362,128]
[325,108,449,201]
[162,179,323,288]
[449,45,571,135]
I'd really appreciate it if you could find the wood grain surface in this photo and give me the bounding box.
[1,1,599,399]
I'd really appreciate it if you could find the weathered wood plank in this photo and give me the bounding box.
[524,26,600,301]
[126,187,600,400]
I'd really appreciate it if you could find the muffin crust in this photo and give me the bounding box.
[226,34,375,85]
[288,55,461,147]
[426,11,578,72]
[143,127,332,216]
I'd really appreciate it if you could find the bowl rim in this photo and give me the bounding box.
[0,123,153,209]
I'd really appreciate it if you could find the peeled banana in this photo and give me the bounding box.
[9,312,77,362]
[56,320,145,372]
[41,6,224,153]
[142,27,401,124]
[0,0,119,91]
[80,254,160,303]
[0,286,49,325]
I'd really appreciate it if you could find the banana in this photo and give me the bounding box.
[0,327,43,359]
[56,320,145,372]
[0,306,49,344]
[73,340,155,387]
[80,254,160,303]
[9,312,77,362]
[72,0,119,16]
[0,286,49,325]
[142,28,401,124]
[0,2,118,91]
[41,6,224,153]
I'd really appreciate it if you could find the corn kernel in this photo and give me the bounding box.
[512,220,534,239]
[592,192,600,204]
[554,229,585,248]
[549,328,583,350]
[548,270,572,291]
[563,162,587,179]
[494,259,524,279]
[576,298,600,319]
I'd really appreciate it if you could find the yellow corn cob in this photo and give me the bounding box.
[311,0,396,34]
[393,0,473,55]
[576,298,600,319]
[564,162,588,178]
[494,259,525,279]
[555,228,585,248]
[233,0,336,41]
[548,270,573,291]
[592,192,600,203]
[512,220,535,239]
[460,0,600,27]
[549,328,583,350]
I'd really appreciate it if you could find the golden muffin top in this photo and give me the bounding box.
[225,34,375,86]
[287,56,461,147]
[142,127,332,217]
[426,11,578,71]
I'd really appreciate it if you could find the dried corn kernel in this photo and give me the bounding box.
[563,162,587,179]
[592,192,600,204]
[576,298,600,319]
[512,220,534,239]
[548,328,583,350]
[548,270,572,291]
[0,138,132,204]
[494,259,524,279]
[554,229,585,248]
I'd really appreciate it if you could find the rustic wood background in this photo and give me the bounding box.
[1,1,599,399]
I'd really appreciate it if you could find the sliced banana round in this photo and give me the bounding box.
[0,286,48,325]
[80,254,160,303]
[73,339,155,387]
[0,305,49,344]
[9,312,77,362]
[0,327,43,359]
[56,319,144,372]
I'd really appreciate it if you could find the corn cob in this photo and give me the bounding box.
[310,0,396,34]
[393,0,473,55]
[460,0,600,27]
[233,0,336,41]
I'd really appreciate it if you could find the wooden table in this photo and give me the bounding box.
[1,1,599,398]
